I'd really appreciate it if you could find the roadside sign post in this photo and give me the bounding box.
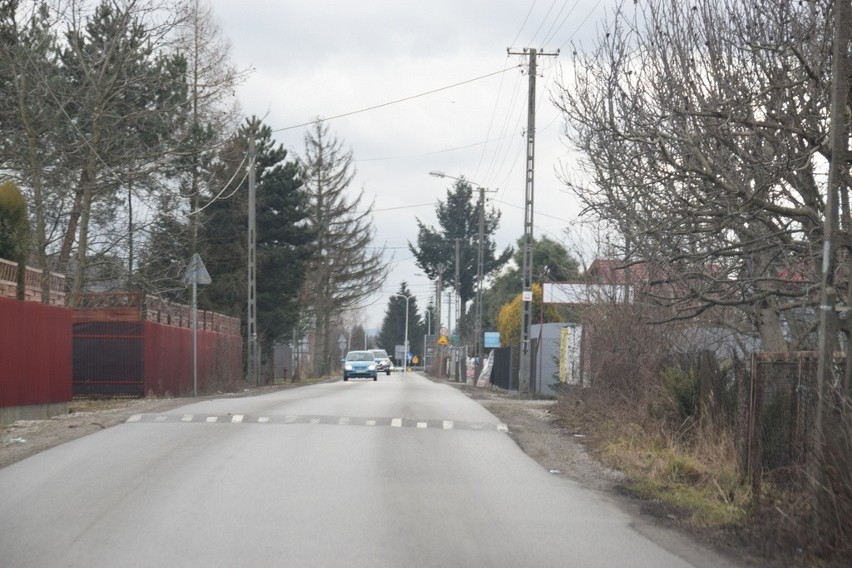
[184,253,212,397]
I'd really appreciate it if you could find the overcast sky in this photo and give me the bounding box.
[206,0,616,331]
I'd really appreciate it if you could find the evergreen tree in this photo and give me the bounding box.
[482,235,580,331]
[299,120,387,376]
[409,178,511,318]
[56,1,188,294]
[0,181,30,299]
[198,118,314,379]
[0,1,69,301]
[377,282,425,362]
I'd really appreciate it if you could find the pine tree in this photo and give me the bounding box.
[409,178,511,320]
[197,119,315,379]
[299,121,387,376]
[377,282,425,362]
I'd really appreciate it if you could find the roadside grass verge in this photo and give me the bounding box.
[555,391,750,529]
[601,434,749,527]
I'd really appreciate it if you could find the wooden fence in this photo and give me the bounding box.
[0,258,66,305]
[69,291,241,336]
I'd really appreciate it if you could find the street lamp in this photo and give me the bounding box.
[429,171,491,379]
[392,293,410,372]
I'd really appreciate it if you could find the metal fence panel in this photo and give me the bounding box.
[73,322,144,398]
[747,352,819,491]
[0,297,72,406]
[491,347,516,391]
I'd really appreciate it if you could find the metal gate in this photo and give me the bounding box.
[73,322,144,397]
[490,346,516,391]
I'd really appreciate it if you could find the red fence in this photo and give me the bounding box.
[0,297,72,407]
[1,292,244,408]
[143,322,242,396]
[72,321,243,398]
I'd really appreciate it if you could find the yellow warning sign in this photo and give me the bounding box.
[437,335,449,345]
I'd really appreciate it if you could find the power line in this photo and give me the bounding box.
[558,0,605,50]
[271,67,520,133]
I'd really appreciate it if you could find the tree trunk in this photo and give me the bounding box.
[755,296,788,352]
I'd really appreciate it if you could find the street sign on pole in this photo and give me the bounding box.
[185,253,211,397]
[184,253,211,285]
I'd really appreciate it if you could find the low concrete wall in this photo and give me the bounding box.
[0,402,69,427]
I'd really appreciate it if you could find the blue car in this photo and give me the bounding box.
[343,351,378,381]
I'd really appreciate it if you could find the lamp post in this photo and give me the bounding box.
[429,171,492,379]
[392,293,410,372]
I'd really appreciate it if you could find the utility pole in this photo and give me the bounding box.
[813,0,851,542]
[454,238,461,338]
[508,47,558,396]
[475,185,485,379]
[246,129,259,385]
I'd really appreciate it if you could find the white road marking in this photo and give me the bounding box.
[132,412,509,433]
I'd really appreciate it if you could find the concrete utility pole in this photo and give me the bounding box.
[454,238,461,337]
[813,0,851,541]
[475,185,485,378]
[393,293,411,371]
[246,130,259,385]
[508,47,558,396]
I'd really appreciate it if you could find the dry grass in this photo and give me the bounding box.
[558,388,749,528]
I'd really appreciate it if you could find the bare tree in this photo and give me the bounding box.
[555,0,843,351]
[56,0,195,297]
[0,1,73,301]
[170,0,246,252]
[299,121,387,376]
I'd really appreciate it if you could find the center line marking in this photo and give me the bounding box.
[181,415,193,422]
[417,422,427,429]
[127,415,141,423]
[231,415,244,423]
[206,416,218,423]
[258,417,270,423]
[391,418,402,428]
[443,420,454,430]
[154,416,167,422]
[365,420,376,426]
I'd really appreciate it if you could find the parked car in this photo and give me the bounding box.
[370,349,392,375]
[343,350,378,381]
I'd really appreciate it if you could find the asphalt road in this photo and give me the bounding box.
[1,373,715,567]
